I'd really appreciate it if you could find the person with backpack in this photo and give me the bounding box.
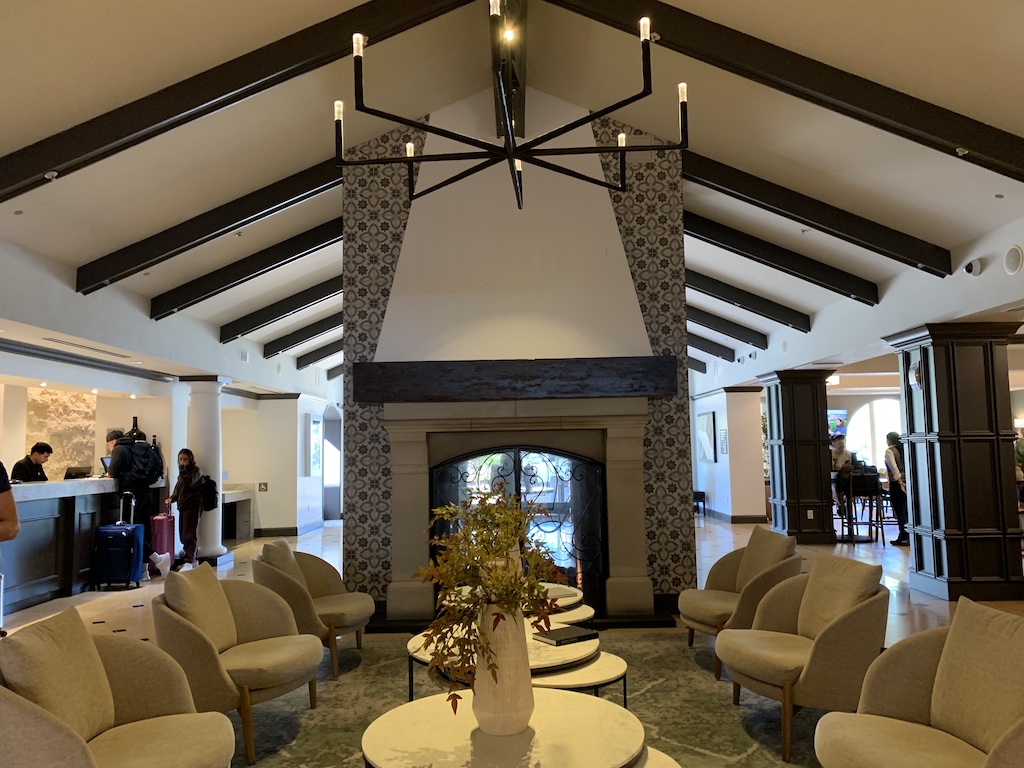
[165,448,205,571]
[884,431,910,546]
[105,429,170,579]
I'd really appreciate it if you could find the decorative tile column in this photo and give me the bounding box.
[758,369,837,544]
[885,323,1024,600]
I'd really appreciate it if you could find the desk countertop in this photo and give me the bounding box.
[10,476,166,502]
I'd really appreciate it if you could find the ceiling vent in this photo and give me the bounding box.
[42,337,131,359]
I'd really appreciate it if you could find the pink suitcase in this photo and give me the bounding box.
[151,512,175,564]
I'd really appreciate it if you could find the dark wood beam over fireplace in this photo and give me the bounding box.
[353,356,678,402]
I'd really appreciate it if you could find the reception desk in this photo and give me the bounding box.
[0,478,161,614]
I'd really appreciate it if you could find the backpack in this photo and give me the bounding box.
[201,475,219,512]
[130,441,164,485]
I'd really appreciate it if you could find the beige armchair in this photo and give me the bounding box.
[152,562,325,765]
[716,554,889,762]
[815,598,1024,768]
[251,539,375,678]
[0,606,235,768]
[677,525,801,678]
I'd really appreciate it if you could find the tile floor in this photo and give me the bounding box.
[4,517,1023,645]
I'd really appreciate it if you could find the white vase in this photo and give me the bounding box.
[472,605,535,736]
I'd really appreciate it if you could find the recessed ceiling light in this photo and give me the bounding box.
[234,232,243,237]
[40,382,47,387]
[13,210,23,216]
[91,388,99,395]
[995,193,1005,199]
[131,360,142,365]
[129,394,137,399]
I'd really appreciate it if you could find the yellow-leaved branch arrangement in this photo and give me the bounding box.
[413,482,564,719]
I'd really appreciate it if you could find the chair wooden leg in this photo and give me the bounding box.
[238,685,255,766]
[732,682,741,705]
[687,627,694,647]
[308,677,317,709]
[714,655,722,680]
[328,625,339,678]
[356,628,364,650]
[782,681,794,763]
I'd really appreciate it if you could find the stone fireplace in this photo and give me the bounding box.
[383,397,654,620]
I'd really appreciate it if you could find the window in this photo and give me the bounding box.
[845,399,901,468]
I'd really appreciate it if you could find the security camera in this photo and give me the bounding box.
[963,259,983,277]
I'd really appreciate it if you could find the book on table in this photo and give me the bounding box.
[545,585,577,599]
[533,626,599,646]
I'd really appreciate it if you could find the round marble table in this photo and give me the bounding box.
[540,582,583,610]
[407,620,600,700]
[362,687,646,768]
[550,602,595,625]
[531,650,629,707]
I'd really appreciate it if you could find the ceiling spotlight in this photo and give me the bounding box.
[995,193,1005,199]
[90,388,99,395]
[13,210,23,216]
[44,170,58,180]
[503,27,515,42]
[39,381,48,387]
[131,360,142,365]
[129,394,137,400]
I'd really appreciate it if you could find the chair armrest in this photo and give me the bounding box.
[252,558,327,639]
[858,626,948,724]
[796,586,890,712]
[93,635,196,726]
[295,551,346,599]
[704,548,744,592]
[221,579,299,643]
[0,684,96,768]
[725,554,802,631]
[151,595,239,714]
[986,716,1024,768]
[751,573,809,633]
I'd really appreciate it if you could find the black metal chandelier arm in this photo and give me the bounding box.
[409,156,506,201]
[520,155,625,193]
[517,39,653,154]
[527,140,686,158]
[338,150,494,167]
[353,57,504,155]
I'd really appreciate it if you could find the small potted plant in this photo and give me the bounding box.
[413,482,563,735]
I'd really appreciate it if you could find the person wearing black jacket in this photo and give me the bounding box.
[105,429,171,579]
[11,442,52,482]
[165,448,204,570]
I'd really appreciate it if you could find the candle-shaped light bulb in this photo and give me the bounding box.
[352,33,365,57]
[678,82,688,102]
[503,28,515,42]
[406,142,415,158]
[489,0,501,16]
[639,17,651,42]
[514,159,523,172]
[334,101,344,121]
[617,132,627,147]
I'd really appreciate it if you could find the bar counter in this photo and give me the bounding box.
[1,478,161,614]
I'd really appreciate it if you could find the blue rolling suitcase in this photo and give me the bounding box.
[93,492,145,589]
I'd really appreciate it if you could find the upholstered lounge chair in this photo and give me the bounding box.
[677,525,801,679]
[815,598,1024,768]
[0,606,235,768]
[251,539,375,678]
[152,563,324,765]
[716,554,890,762]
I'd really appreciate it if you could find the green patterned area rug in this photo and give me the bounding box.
[229,628,824,767]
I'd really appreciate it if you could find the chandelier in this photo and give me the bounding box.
[333,1,688,208]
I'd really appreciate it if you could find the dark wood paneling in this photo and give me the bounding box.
[353,357,678,402]
[0,498,62,612]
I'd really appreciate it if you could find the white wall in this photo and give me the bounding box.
[222,397,327,533]
[376,88,651,362]
[0,384,28,467]
[95,395,173,470]
[692,389,767,521]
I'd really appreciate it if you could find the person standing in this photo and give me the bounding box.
[166,449,204,571]
[885,431,910,546]
[105,429,170,579]
[11,442,52,482]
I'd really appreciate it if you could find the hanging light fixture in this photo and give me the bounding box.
[333,1,688,209]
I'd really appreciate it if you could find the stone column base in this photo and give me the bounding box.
[605,576,654,616]
[387,580,435,621]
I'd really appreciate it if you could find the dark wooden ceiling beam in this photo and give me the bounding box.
[219,276,343,343]
[551,0,1024,184]
[685,212,879,304]
[688,333,735,362]
[264,312,344,358]
[687,269,811,332]
[77,162,341,294]
[0,0,474,204]
[686,306,768,349]
[150,219,343,320]
[687,358,707,375]
[684,153,951,276]
[296,339,346,370]
[327,364,344,381]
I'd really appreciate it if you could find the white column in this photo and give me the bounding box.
[167,382,191,558]
[188,378,229,557]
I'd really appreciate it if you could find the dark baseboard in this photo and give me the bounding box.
[255,527,297,538]
[705,507,771,525]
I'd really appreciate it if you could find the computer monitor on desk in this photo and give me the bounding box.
[100,456,111,472]
[64,466,93,480]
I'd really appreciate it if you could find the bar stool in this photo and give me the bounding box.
[693,490,706,516]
